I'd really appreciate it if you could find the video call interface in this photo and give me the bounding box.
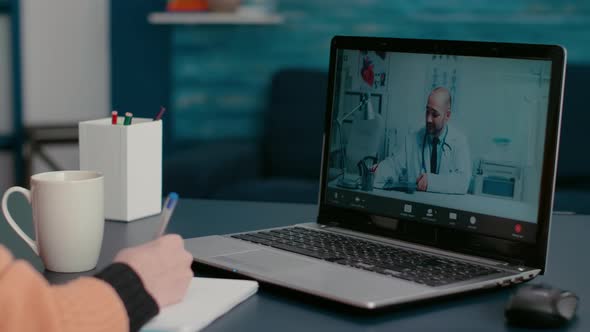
[325,49,553,243]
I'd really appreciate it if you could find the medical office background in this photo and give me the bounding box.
[0,0,589,213]
[330,50,550,222]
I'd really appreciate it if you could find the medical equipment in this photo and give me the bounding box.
[335,93,381,189]
[473,160,523,200]
[357,156,378,191]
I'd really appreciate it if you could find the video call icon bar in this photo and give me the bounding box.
[326,188,535,243]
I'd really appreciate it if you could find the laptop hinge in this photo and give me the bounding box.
[320,221,340,228]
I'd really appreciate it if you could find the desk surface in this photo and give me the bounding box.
[1,197,587,331]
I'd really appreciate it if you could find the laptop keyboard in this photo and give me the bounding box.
[231,227,502,287]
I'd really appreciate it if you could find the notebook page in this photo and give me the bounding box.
[141,277,259,332]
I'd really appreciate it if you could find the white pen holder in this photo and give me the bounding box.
[79,117,162,222]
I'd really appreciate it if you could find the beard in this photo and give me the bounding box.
[427,123,443,136]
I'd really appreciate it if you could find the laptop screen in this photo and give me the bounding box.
[324,48,554,244]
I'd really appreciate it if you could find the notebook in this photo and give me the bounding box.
[141,277,259,332]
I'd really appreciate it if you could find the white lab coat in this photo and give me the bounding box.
[374,125,471,194]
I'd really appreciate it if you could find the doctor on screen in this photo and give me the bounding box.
[374,87,471,194]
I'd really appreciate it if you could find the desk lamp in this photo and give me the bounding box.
[335,92,377,189]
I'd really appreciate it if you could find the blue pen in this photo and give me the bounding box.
[153,192,179,239]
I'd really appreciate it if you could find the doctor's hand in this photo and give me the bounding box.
[114,234,194,309]
[417,173,428,191]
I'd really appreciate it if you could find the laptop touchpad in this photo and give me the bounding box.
[213,250,314,275]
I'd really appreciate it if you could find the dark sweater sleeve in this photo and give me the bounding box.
[94,263,159,332]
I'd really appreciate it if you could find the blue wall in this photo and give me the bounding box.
[171,0,590,141]
[111,0,171,143]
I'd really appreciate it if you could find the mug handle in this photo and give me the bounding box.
[1,186,39,255]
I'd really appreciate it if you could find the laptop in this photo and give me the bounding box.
[185,36,566,309]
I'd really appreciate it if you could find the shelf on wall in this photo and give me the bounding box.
[148,10,284,25]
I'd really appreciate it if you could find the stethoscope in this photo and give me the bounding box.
[421,126,452,174]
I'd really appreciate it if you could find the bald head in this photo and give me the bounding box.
[425,87,452,137]
[429,87,452,112]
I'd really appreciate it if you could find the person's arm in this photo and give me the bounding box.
[427,137,472,194]
[0,235,192,332]
[0,245,133,332]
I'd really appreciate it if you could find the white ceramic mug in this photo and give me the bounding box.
[2,171,105,272]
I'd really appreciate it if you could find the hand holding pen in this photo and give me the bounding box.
[154,192,179,239]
